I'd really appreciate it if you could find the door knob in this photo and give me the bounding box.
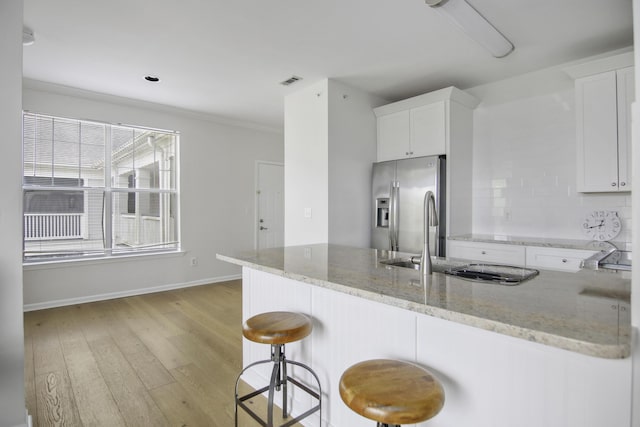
[260,226,268,230]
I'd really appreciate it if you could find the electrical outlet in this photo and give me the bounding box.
[190,257,198,267]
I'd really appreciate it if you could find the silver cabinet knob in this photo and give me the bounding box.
[621,182,626,187]
[481,251,486,255]
[260,226,268,230]
[562,259,567,263]
[612,182,617,187]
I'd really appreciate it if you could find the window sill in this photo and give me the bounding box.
[23,250,186,271]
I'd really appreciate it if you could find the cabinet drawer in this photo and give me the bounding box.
[525,247,597,272]
[447,241,526,266]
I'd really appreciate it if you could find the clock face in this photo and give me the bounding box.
[581,210,621,241]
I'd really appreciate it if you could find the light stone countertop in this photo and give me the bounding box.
[449,233,631,251]
[217,244,631,359]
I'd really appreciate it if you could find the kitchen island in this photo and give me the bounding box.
[217,244,632,427]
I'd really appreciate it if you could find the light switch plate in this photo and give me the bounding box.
[304,207,312,218]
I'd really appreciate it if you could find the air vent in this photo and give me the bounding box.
[280,76,303,86]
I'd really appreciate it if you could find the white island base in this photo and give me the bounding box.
[241,267,631,427]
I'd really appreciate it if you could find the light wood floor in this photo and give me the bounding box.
[24,280,302,427]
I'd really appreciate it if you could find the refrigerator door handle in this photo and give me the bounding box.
[390,182,400,251]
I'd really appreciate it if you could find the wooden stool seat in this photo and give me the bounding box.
[242,311,313,345]
[339,359,444,425]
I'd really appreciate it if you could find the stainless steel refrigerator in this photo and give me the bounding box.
[371,155,446,256]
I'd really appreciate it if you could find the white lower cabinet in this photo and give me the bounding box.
[447,240,526,265]
[526,246,597,272]
[243,267,632,427]
[448,240,598,271]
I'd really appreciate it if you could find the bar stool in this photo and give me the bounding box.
[235,311,322,427]
[339,359,444,427]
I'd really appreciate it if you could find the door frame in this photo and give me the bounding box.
[254,160,284,250]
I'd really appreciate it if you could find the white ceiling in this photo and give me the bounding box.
[23,0,633,131]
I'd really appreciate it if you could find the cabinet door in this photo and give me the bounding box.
[576,71,619,192]
[616,67,634,191]
[377,110,410,162]
[410,101,446,157]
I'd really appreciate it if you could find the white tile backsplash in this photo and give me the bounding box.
[472,85,632,242]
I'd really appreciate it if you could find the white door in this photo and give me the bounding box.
[256,162,284,249]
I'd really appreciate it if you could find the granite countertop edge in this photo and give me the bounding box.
[216,252,630,359]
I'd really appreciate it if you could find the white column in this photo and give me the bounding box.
[0,1,27,426]
[631,1,640,426]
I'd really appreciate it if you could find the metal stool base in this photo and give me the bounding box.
[235,344,321,427]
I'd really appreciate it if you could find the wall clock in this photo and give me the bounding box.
[581,210,621,241]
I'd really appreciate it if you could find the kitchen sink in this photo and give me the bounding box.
[379,257,539,285]
[444,264,539,285]
[379,258,420,270]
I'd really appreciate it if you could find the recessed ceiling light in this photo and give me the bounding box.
[144,75,160,82]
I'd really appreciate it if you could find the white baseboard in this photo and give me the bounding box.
[23,274,241,312]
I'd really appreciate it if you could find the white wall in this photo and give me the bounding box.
[284,80,329,246]
[1,2,27,426]
[284,79,384,247]
[22,81,283,308]
[328,80,385,247]
[468,58,632,242]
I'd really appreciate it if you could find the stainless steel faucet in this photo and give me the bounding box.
[421,191,438,276]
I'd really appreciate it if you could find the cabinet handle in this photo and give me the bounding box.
[621,182,626,187]
[410,151,414,155]
[562,259,567,263]
[406,152,410,155]
[611,305,617,310]
[611,182,617,187]
[481,251,486,255]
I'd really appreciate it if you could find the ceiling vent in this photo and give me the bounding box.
[280,76,303,86]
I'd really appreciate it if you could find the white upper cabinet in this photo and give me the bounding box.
[376,102,446,161]
[374,88,477,163]
[574,63,634,192]
[616,66,634,191]
[376,110,411,161]
[410,102,446,157]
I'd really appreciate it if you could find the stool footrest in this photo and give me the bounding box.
[280,402,322,427]
[235,353,322,427]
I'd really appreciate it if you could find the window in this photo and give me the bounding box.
[22,112,179,262]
